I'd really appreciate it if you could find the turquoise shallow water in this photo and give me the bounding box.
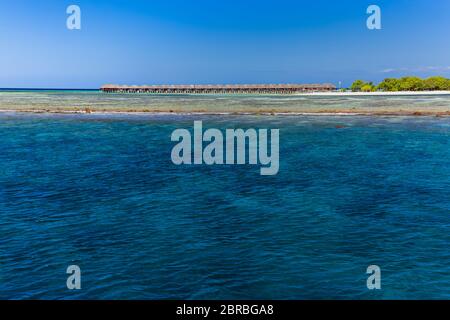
[0,112,449,299]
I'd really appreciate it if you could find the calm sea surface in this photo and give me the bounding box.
[0,94,449,299]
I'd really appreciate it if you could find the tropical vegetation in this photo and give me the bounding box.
[350,76,450,92]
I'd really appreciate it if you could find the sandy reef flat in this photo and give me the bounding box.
[1,91,450,116]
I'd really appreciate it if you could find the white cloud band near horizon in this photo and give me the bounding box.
[381,66,450,74]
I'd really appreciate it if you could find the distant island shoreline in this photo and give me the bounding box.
[1,79,450,116]
[1,89,450,97]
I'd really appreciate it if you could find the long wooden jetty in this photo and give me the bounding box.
[101,83,336,94]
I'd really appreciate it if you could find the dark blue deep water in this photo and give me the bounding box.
[0,113,449,299]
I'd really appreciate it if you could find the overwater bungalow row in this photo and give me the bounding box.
[100,84,336,94]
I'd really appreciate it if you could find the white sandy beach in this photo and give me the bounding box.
[300,91,450,96]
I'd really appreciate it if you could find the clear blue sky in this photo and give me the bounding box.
[0,0,449,88]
